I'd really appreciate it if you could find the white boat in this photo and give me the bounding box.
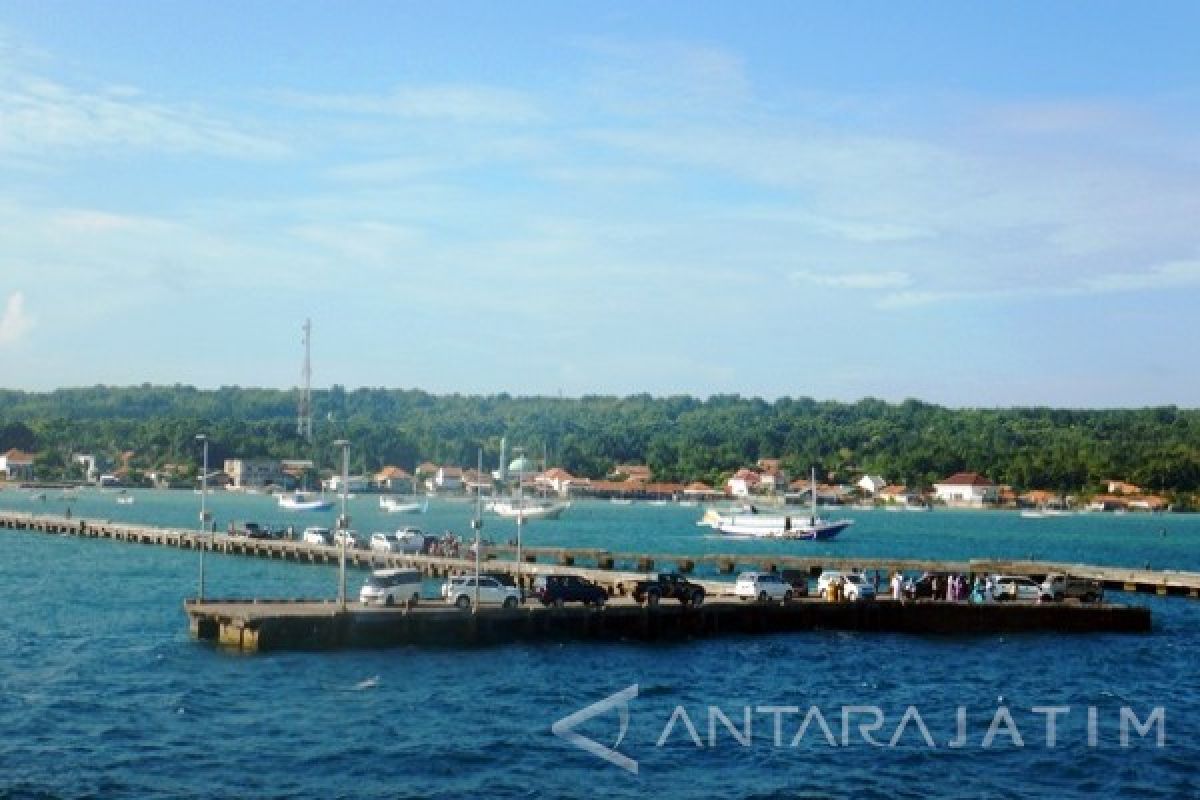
[379,495,428,514]
[278,491,335,512]
[696,468,853,541]
[610,497,634,505]
[116,495,135,505]
[489,498,570,521]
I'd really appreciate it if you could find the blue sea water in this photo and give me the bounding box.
[0,490,1197,799]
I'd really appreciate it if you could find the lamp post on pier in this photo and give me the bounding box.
[472,448,483,613]
[333,439,350,610]
[513,445,525,597]
[195,433,209,602]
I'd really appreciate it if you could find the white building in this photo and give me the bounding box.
[434,466,463,492]
[0,449,35,481]
[933,472,998,507]
[327,474,369,493]
[726,468,761,497]
[857,475,887,495]
[223,459,286,490]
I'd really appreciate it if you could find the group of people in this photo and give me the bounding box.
[888,571,1001,603]
[425,530,463,557]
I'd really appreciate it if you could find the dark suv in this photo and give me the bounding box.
[534,574,609,607]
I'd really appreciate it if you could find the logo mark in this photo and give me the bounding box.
[552,684,639,773]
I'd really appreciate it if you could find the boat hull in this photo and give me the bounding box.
[699,508,853,540]
[490,502,569,521]
[379,496,427,514]
[278,494,335,512]
[712,519,852,540]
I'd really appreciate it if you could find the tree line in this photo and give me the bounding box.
[1,386,1198,498]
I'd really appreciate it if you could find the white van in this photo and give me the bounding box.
[359,568,423,607]
[302,527,332,546]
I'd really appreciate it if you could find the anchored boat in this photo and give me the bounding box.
[697,468,853,540]
[278,491,335,512]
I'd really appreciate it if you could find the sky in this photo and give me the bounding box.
[0,1,1198,407]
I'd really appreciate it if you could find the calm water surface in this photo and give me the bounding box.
[0,490,1197,799]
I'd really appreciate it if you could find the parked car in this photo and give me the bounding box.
[779,569,811,598]
[370,532,403,553]
[817,571,876,601]
[333,529,362,549]
[440,572,516,601]
[1039,573,1104,603]
[903,572,949,600]
[444,575,521,610]
[994,575,1041,602]
[238,522,273,539]
[632,573,705,607]
[394,527,425,554]
[734,572,794,603]
[359,568,423,607]
[302,527,331,546]
[534,574,608,607]
[441,574,468,599]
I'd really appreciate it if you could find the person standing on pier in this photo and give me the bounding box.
[891,571,904,601]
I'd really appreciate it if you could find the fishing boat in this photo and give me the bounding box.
[697,468,853,540]
[379,495,428,514]
[489,498,570,521]
[278,491,335,512]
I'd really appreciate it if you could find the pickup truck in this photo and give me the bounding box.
[1040,573,1104,603]
[632,573,705,607]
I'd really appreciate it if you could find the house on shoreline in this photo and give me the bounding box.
[933,472,998,508]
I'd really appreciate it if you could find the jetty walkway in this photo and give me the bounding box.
[0,510,1171,651]
[1,510,1197,599]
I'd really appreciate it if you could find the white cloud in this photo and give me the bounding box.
[281,85,544,124]
[577,38,751,118]
[874,290,962,309]
[1083,258,1200,292]
[0,75,289,159]
[0,291,34,345]
[792,270,912,290]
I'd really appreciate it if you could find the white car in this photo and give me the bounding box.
[444,576,520,610]
[994,575,1041,603]
[370,532,403,553]
[333,530,361,549]
[302,527,331,546]
[734,572,794,603]
[441,575,469,599]
[816,571,876,601]
[359,568,423,607]
[394,527,425,554]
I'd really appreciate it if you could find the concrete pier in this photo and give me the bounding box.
[3,509,1200,599]
[185,596,1153,653]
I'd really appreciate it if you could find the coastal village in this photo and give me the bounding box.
[0,446,1171,512]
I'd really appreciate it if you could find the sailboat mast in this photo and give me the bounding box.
[810,466,818,523]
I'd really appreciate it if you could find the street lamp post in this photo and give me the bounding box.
[196,434,209,602]
[472,448,483,613]
[513,446,524,597]
[333,439,350,610]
